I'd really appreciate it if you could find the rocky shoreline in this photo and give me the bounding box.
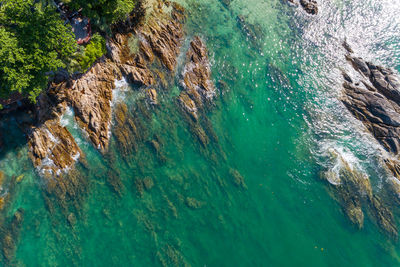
[27,0,188,177]
[319,42,400,238]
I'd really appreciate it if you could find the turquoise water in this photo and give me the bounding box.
[1,0,400,266]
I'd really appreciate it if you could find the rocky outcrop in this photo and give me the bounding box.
[28,119,82,177]
[137,2,185,71]
[67,60,121,150]
[322,149,397,238]
[287,0,318,15]
[177,37,219,148]
[341,46,400,155]
[179,37,215,120]
[300,0,318,15]
[338,44,400,238]
[28,0,186,177]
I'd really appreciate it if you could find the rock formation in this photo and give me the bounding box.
[322,149,397,237]
[287,0,318,15]
[27,0,186,177]
[179,37,215,121]
[340,44,400,176]
[338,43,400,238]
[177,37,218,148]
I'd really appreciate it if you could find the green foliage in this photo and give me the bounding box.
[64,0,137,26]
[77,33,107,71]
[0,0,77,102]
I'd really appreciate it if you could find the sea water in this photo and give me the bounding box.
[1,0,400,266]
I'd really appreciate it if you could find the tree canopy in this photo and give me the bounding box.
[0,0,137,105]
[64,0,137,26]
[0,0,77,103]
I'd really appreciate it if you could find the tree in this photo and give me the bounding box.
[77,33,106,71]
[0,0,77,103]
[64,0,137,26]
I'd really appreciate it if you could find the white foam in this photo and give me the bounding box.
[60,106,74,127]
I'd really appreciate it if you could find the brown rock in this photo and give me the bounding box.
[138,2,185,71]
[182,37,216,101]
[179,92,198,121]
[66,60,121,151]
[26,0,187,177]
[146,88,158,105]
[28,118,82,177]
[119,64,154,86]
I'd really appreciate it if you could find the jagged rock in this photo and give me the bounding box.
[286,0,318,14]
[300,0,318,15]
[119,64,155,86]
[179,93,198,121]
[28,118,82,177]
[138,2,185,71]
[67,60,121,151]
[321,149,372,229]
[146,88,158,105]
[113,103,140,157]
[27,0,186,176]
[179,37,215,117]
[369,195,398,239]
[341,53,400,155]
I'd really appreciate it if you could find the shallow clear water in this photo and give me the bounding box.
[1,0,400,266]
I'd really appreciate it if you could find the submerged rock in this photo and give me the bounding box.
[322,144,398,237]
[146,88,158,105]
[236,15,265,46]
[182,37,216,102]
[185,197,204,209]
[0,208,24,262]
[229,168,247,189]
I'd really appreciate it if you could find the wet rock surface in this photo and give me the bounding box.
[179,37,215,120]
[341,48,400,155]
[177,37,220,150]
[337,44,400,238]
[340,44,400,188]
[28,0,186,176]
[300,0,318,15]
[322,149,397,237]
[287,0,318,15]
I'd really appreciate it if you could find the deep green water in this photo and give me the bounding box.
[1,0,400,266]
